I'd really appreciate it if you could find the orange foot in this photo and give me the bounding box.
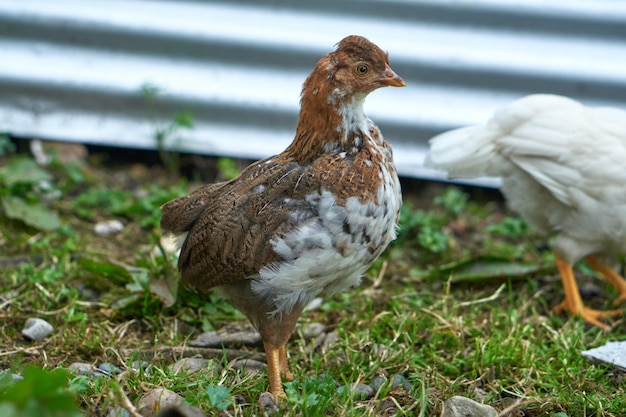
[554,251,622,330]
[585,255,626,305]
[553,300,621,330]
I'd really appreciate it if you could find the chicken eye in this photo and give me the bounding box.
[356,64,369,75]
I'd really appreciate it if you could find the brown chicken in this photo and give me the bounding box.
[160,35,405,397]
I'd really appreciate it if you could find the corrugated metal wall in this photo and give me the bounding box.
[1,0,625,184]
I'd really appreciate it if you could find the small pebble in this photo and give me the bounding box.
[131,360,150,371]
[22,318,54,342]
[442,396,497,417]
[371,375,386,391]
[389,374,412,391]
[94,220,124,236]
[68,362,108,378]
[230,358,266,375]
[106,406,131,417]
[154,403,206,417]
[1,372,24,383]
[371,374,411,392]
[169,358,212,375]
[258,392,280,416]
[190,329,261,348]
[370,343,386,358]
[233,393,248,406]
[98,363,123,375]
[312,332,327,351]
[302,322,326,340]
[339,383,375,399]
[137,388,183,416]
[322,331,339,350]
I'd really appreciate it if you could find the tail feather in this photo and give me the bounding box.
[425,125,509,178]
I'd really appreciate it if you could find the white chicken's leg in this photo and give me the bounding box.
[553,251,621,330]
[585,255,626,304]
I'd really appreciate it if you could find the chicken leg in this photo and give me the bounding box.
[553,251,622,329]
[262,343,296,398]
[265,344,287,398]
[585,255,626,304]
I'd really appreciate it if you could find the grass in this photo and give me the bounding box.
[1,143,626,416]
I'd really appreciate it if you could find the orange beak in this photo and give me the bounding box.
[378,64,406,87]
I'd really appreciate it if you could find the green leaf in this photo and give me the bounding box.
[205,385,231,410]
[423,255,554,283]
[0,158,50,185]
[173,112,194,128]
[1,196,60,230]
[79,259,133,284]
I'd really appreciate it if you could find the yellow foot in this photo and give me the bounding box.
[554,300,621,330]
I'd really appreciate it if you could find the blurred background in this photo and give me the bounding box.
[1,0,625,185]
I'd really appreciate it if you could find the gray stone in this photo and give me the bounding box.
[154,403,207,417]
[582,341,626,371]
[131,360,150,371]
[258,392,279,416]
[371,374,411,392]
[371,375,386,391]
[389,374,412,391]
[370,343,387,358]
[169,358,210,375]
[340,383,375,399]
[322,331,339,350]
[22,318,54,342]
[190,329,261,348]
[68,362,107,378]
[106,406,131,417]
[442,396,497,417]
[312,332,327,351]
[98,363,123,375]
[302,322,326,340]
[94,220,124,235]
[137,388,183,416]
[230,358,266,375]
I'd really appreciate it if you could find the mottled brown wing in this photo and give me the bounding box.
[160,182,226,234]
[170,159,319,291]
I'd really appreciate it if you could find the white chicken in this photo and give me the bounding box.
[425,94,626,329]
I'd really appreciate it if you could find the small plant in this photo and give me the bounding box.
[205,385,232,411]
[434,186,469,216]
[0,134,16,156]
[216,157,241,181]
[140,83,194,174]
[486,216,529,237]
[285,375,338,413]
[0,157,61,231]
[396,204,449,253]
[0,366,83,417]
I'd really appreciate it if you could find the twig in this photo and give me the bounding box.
[456,283,506,307]
[115,383,144,417]
[497,398,535,417]
[121,346,266,362]
[372,261,388,288]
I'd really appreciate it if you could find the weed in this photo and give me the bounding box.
[140,83,194,174]
[204,385,232,411]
